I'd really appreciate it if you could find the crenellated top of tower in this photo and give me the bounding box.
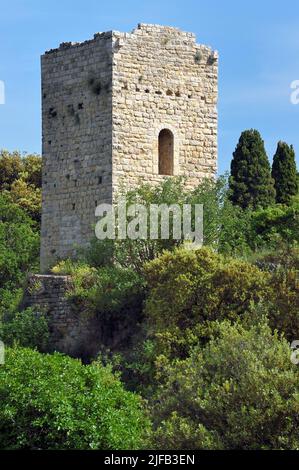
[43,23,218,58]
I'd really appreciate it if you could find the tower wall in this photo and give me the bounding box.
[40,33,113,272]
[111,24,218,194]
[40,24,218,272]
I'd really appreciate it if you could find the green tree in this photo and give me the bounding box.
[0,150,23,190]
[0,347,149,450]
[144,247,269,336]
[0,308,49,351]
[150,320,299,450]
[8,179,41,222]
[272,141,298,205]
[229,129,275,209]
[0,194,39,319]
[22,154,42,188]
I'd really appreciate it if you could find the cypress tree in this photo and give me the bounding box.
[229,129,276,209]
[271,141,298,205]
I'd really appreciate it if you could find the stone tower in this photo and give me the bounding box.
[40,23,218,272]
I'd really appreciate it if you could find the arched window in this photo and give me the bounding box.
[158,129,174,175]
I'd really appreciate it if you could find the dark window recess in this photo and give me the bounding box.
[78,103,84,109]
[158,129,174,176]
[72,203,76,210]
[145,89,150,93]
[98,176,102,184]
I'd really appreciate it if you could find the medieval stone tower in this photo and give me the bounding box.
[40,23,218,272]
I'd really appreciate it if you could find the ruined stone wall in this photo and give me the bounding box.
[23,274,138,360]
[23,275,101,358]
[111,23,218,194]
[40,33,113,272]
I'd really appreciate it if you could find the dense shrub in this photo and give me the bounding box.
[250,200,299,248]
[150,320,299,449]
[0,308,49,350]
[0,347,149,449]
[0,150,41,222]
[0,195,39,303]
[8,179,41,222]
[82,176,256,273]
[0,150,41,190]
[143,247,269,334]
[0,150,23,190]
[52,260,145,319]
[249,246,299,341]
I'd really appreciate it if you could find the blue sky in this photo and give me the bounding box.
[0,0,299,174]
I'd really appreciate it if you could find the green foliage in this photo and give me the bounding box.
[272,141,298,205]
[8,179,41,222]
[84,176,255,272]
[52,260,145,320]
[0,308,49,350]
[229,129,276,209]
[0,150,23,190]
[144,247,269,335]
[250,200,299,248]
[22,154,42,188]
[0,195,39,302]
[0,347,149,449]
[188,175,252,256]
[0,150,41,222]
[268,267,299,341]
[255,246,299,342]
[150,319,299,450]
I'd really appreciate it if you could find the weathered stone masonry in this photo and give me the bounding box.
[23,274,139,358]
[41,23,218,272]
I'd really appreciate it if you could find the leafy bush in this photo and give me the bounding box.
[0,347,150,449]
[250,200,299,248]
[150,319,299,450]
[143,247,269,334]
[52,260,145,319]
[22,154,42,188]
[0,150,23,190]
[268,268,299,341]
[249,246,299,341]
[0,308,49,350]
[8,179,41,222]
[0,150,41,190]
[0,150,41,222]
[0,195,39,294]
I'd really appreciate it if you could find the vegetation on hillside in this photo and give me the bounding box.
[0,135,298,450]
